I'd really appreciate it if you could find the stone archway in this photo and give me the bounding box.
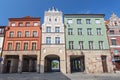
[44,55,60,72]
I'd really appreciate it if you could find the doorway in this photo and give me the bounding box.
[101,55,108,72]
[44,55,60,72]
[22,55,37,72]
[70,55,85,73]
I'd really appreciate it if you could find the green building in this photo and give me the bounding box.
[64,14,113,73]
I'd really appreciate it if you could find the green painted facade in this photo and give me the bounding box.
[64,14,109,50]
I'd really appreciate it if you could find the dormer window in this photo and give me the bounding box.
[26,22,30,26]
[18,22,23,27]
[11,22,15,26]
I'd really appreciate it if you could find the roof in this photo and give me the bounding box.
[9,16,41,21]
[64,14,105,16]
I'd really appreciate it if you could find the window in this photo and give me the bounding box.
[9,31,14,37]
[33,31,38,37]
[99,41,104,49]
[46,37,51,44]
[87,28,92,35]
[32,42,36,50]
[86,19,91,24]
[24,43,28,50]
[97,28,101,35]
[89,41,93,49]
[55,37,60,44]
[111,39,116,45]
[55,27,60,33]
[11,22,15,26]
[34,22,38,26]
[69,41,74,49]
[114,50,118,54]
[15,43,20,50]
[78,28,82,35]
[110,30,114,35]
[67,19,73,24]
[78,41,84,50]
[26,22,30,26]
[95,19,100,24]
[7,43,12,50]
[77,19,81,24]
[25,31,29,37]
[0,29,4,34]
[17,31,22,37]
[119,30,120,34]
[18,22,23,27]
[55,18,57,22]
[68,28,73,35]
[49,18,51,22]
[46,27,51,32]
[114,21,118,26]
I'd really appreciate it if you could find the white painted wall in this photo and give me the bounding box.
[0,37,4,54]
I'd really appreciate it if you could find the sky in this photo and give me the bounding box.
[0,0,120,25]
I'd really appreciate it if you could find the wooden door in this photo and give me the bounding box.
[101,56,108,72]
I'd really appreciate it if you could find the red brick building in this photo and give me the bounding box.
[1,16,41,73]
[106,13,120,71]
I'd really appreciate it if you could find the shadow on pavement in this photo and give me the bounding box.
[0,72,71,80]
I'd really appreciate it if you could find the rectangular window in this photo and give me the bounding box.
[77,19,81,24]
[86,19,91,24]
[55,37,60,44]
[46,27,51,32]
[69,41,74,49]
[87,28,92,35]
[78,41,84,50]
[25,31,29,37]
[11,22,15,26]
[97,28,101,35]
[99,41,104,49]
[33,31,38,37]
[24,43,28,50]
[89,41,93,49]
[78,28,82,35]
[110,30,114,35]
[32,42,36,50]
[67,19,73,24]
[26,22,30,26]
[46,37,51,44]
[95,19,100,24]
[34,22,38,26]
[18,22,23,27]
[0,29,4,34]
[111,39,116,45]
[68,28,73,35]
[55,27,60,33]
[17,31,22,37]
[9,31,14,37]
[16,43,20,50]
[7,43,12,50]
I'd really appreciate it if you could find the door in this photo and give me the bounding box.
[6,60,11,73]
[101,56,108,72]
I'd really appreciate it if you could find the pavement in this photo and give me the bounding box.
[0,72,120,80]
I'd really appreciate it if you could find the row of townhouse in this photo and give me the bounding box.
[0,7,119,74]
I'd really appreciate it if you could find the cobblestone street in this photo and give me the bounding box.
[0,72,120,80]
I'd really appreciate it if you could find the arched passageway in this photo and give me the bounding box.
[44,55,60,72]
